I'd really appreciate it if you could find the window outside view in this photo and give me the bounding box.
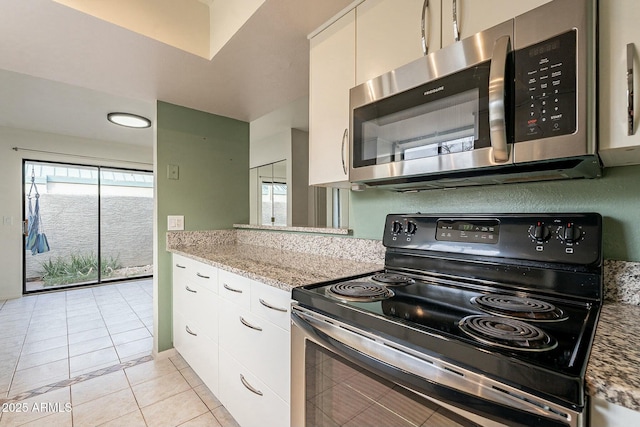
[261,182,287,226]
[24,162,153,292]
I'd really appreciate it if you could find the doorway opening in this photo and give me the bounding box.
[23,160,154,293]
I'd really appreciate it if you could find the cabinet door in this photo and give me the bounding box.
[441,0,551,48]
[219,349,290,427]
[356,0,440,85]
[309,10,355,187]
[219,302,290,403]
[599,0,640,166]
[173,312,220,396]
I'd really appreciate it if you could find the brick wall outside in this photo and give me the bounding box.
[25,193,153,280]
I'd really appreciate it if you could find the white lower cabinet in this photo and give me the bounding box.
[218,273,291,427]
[219,348,290,427]
[173,311,220,395]
[172,254,220,396]
[590,397,640,426]
[220,302,290,402]
[173,255,291,427]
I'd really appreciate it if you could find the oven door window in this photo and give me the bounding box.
[305,341,479,427]
[352,62,491,169]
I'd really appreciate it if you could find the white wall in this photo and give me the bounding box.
[0,126,153,300]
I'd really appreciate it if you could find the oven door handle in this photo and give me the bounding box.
[488,35,511,163]
[291,306,579,427]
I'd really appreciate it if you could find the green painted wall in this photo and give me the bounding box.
[156,101,249,352]
[350,165,640,262]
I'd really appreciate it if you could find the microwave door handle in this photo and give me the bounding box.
[452,0,460,42]
[628,43,635,136]
[488,35,510,163]
[341,128,348,175]
[421,0,429,55]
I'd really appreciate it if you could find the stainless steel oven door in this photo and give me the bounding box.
[291,305,582,427]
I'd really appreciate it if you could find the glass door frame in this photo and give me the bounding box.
[22,159,153,294]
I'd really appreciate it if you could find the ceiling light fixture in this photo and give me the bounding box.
[107,112,151,129]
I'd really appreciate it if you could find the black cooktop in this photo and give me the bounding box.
[293,272,598,409]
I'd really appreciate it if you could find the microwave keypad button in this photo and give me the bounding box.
[514,30,577,142]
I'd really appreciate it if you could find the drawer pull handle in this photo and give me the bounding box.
[259,298,287,313]
[196,272,210,279]
[185,325,197,336]
[240,316,263,331]
[185,286,197,293]
[175,264,186,269]
[223,283,243,293]
[240,374,263,396]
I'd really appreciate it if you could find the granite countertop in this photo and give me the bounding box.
[169,243,383,291]
[587,303,640,411]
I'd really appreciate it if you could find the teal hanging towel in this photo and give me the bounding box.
[26,167,50,255]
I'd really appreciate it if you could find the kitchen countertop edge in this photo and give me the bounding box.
[168,244,383,292]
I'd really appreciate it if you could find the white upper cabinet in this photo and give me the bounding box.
[355,0,440,85]
[309,9,356,187]
[440,0,552,48]
[599,0,640,166]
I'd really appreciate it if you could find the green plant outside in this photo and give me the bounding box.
[39,253,122,286]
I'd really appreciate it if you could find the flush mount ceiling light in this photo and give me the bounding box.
[107,112,152,129]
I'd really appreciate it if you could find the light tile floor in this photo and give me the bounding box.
[0,280,239,427]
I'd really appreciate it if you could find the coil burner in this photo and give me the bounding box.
[327,282,394,302]
[459,315,557,352]
[471,294,567,322]
[371,273,416,287]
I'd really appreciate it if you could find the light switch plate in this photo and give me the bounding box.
[167,215,184,231]
[167,164,179,180]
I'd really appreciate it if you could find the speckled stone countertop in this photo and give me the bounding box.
[587,303,640,411]
[584,260,640,412]
[169,244,383,292]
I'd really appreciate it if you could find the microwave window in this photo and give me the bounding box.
[359,89,480,165]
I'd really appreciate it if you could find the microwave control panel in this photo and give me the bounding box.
[514,30,577,142]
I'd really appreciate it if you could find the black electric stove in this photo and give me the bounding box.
[292,213,603,413]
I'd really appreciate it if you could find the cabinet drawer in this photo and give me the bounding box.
[219,303,290,402]
[219,348,289,427]
[251,282,291,331]
[173,312,220,396]
[190,262,217,293]
[218,269,251,308]
[173,254,218,293]
[175,283,219,342]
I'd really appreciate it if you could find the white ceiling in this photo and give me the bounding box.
[0,0,353,147]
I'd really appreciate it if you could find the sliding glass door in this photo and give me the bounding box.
[23,160,153,293]
[100,168,153,282]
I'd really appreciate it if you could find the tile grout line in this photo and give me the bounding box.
[6,295,40,399]
[92,285,121,365]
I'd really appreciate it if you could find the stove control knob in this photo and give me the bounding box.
[390,221,403,235]
[558,223,583,244]
[406,221,418,235]
[529,221,550,242]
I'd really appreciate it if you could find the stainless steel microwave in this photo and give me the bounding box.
[349,0,600,191]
